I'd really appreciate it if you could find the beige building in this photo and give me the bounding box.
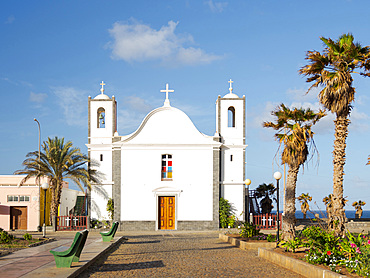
[0,175,81,231]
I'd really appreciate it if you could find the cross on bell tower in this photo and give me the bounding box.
[228,79,233,93]
[100,81,106,94]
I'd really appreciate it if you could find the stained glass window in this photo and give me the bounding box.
[161,154,173,181]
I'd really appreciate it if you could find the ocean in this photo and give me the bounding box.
[294,210,370,219]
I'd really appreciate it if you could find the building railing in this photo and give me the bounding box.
[57,215,87,231]
[252,213,282,230]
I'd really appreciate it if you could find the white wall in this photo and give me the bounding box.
[91,184,112,220]
[120,147,214,222]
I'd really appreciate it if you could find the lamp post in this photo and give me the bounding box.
[34,118,41,232]
[244,179,251,223]
[274,171,282,246]
[41,182,49,238]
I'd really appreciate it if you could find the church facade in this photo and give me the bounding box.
[87,81,247,230]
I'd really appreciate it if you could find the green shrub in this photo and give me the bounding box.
[23,233,32,241]
[279,237,303,253]
[239,222,260,238]
[219,198,232,228]
[227,215,236,228]
[107,198,114,221]
[0,231,13,243]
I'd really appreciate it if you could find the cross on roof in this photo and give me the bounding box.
[100,81,106,94]
[228,79,233,93]
[160,83,174,106]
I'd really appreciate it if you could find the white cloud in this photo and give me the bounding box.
[251,101,278,129]
[348,107,370,132]
[286,87,318,102]
[176,47,221,65]
[117,109,146,134]
[107,20,222,66]
[52,87,87,126]
[205,0,228,12]
[124,95,154,114]
[29,92,47,103]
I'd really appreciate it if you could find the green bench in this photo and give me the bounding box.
[50,229,89,268]
[100,221,119,242]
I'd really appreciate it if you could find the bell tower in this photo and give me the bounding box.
[87,81,117,220]
[216,79,246,219]
[88,81,117,144]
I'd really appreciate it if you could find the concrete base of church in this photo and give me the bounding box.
[119,221,219,231]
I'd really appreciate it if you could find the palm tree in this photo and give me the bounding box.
[255,183,276,214]
[299,33,370,236]
[15,136,101,228]
[352,200,366,218]
[323,194,333,220]
[297,193,312,219]
[264,104,325,240]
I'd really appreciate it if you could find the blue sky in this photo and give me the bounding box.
[1,0,370,211]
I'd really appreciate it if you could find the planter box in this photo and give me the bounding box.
[218,234,276,250]
[219,234,347,278]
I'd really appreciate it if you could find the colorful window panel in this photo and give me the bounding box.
[161,154,173,180]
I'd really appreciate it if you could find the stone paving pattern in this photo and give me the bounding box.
[80,231,303,277]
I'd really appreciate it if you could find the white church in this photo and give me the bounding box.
[87,80,247,230]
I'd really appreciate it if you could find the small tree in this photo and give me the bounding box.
[352,200,366,218]
[255,183,276,214]
[297,193,312,219]
[323,194,333,220]
[107,198,114,223]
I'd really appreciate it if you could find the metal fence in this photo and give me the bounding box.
[252,213,282,229]
[57,215,87,231]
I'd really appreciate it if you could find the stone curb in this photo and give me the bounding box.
[28,237,56,247]
[218,234,276,250]
[219,234,347,278]
[258,248,347,278]
[67,236,127,278]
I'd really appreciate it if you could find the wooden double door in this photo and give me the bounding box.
[158,196,175,230]
[10,206,27,230]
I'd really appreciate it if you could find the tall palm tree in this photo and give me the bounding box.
[299,33,370,236]
[255,183,276,214]
[15,137,101,227]
[297,193,312,219]
[264,104,325,240]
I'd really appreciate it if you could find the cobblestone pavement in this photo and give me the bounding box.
[80,231,303,277]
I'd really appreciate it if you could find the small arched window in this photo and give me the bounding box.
[228,106,235,127]
[97,107,105,128]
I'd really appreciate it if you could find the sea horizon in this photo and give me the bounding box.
[269,210,370,219]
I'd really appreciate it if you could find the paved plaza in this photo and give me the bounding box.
[80,231,303,278]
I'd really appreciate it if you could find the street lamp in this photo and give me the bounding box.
[41,182,49,238]
[34,119,41,232]
[244,179,251,223]
[274,171,282,246]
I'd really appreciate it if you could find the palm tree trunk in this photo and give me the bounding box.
[283,164,299,241]
[330,117,349,236]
